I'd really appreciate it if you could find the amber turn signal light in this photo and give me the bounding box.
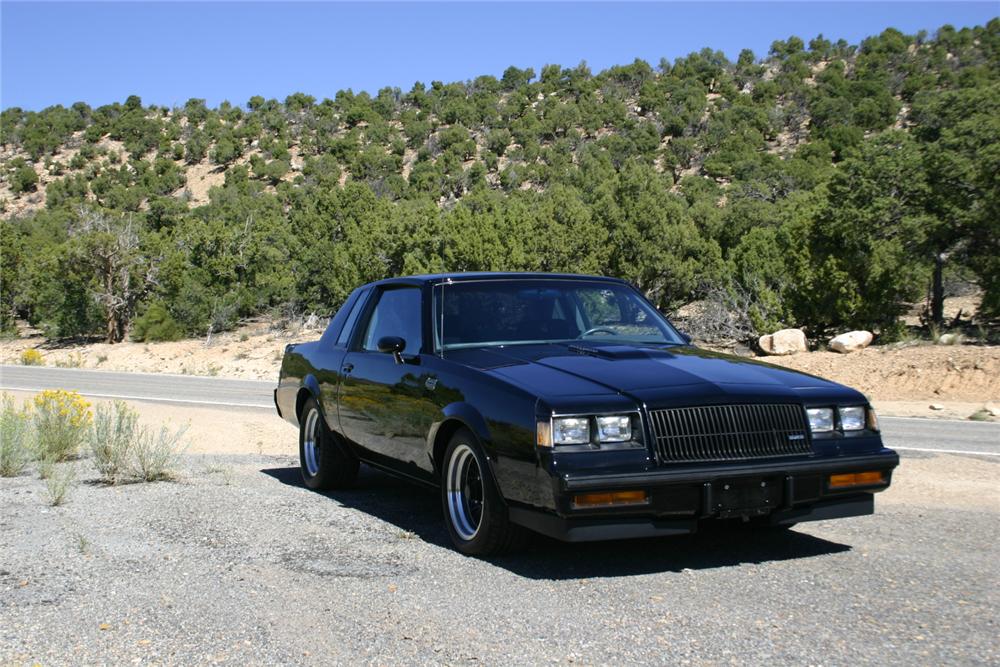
[536,420,552,448]
[572,490,648,508]
[829,471,884,489]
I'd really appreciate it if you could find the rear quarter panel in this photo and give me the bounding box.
[276,341,325,428]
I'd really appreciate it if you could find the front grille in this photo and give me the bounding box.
[648,404,811,463]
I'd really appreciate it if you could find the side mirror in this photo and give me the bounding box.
[377,335,406,364]
[679,332,692,344]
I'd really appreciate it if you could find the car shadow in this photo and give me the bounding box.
[261,464,852,580]
[262,465,452,548]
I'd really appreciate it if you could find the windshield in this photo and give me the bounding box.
[434,279,684,351]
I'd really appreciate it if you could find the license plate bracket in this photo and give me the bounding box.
[713,477,781,518]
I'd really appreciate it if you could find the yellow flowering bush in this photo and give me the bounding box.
[32,389,92,461]
[20,349,44,366]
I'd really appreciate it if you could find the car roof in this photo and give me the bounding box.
[368,272,630,288]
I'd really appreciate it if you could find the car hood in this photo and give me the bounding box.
[448,343,865,407]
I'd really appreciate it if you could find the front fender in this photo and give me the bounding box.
[428,402,493,457]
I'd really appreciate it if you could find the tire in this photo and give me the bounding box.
[299,396,358,490]
[441,428,526,557]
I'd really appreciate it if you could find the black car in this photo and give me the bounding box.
[275,273,899,556]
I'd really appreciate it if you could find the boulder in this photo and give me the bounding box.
[758,328,808,356]
[829,330,874,354]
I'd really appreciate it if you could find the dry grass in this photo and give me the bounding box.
[53,352,85,368]
[43,461,76,506]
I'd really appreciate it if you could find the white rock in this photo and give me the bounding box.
[829,330,874,354]
[984,404,1000,417]
[758,328,808,356]
[929,404,945,411]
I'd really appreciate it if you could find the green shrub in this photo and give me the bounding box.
[89,400,140,484]
[130,423,187,482]
[968,408,992,422]
[0,394,32,476]
[131,303,184,342]
[9,160,39,194]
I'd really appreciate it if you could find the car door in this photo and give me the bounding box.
[307,287,370,429]
[338,285,437,478]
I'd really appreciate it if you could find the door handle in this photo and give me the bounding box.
[342,363,354,374]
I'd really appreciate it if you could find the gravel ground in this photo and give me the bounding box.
[2,452,998,666]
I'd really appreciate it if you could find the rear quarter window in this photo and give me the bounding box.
[335,290,370,347]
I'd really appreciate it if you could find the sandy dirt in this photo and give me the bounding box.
[880,453,1000,512]
[1,321,322,382]
[179,160,226,206]
[763,344,1000,404]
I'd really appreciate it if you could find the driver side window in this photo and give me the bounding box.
[361,287,423,355]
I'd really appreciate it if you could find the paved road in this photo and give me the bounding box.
[2,365,998,455]
[0,365,273,409]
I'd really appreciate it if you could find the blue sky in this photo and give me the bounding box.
[2,2,997,110]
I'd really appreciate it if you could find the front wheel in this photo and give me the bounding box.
[299,397,358,490]
[441,429,526,557]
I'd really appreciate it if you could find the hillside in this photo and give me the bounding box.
[1,21,998,345]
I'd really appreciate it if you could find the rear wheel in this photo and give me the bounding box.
[299,396,358,490]
[441,428,526,556]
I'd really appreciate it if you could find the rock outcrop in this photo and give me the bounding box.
[758,329,808,356]
[829,330,874,354]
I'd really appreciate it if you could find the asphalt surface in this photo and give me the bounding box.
[2,453,998,665]
[2,365,998,456]
[0,365,273,409]
[1,366,998,664]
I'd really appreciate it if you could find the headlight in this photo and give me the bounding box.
[839,406,866,431]
[807,408,834,433]
[552,417,590,445]
[596,415,631,442]
[540,413,638,447]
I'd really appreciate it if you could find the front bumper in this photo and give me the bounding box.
[509,450,899,542]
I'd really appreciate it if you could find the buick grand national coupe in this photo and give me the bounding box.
[275,273,898,556]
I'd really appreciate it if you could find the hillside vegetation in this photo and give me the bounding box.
[1,21,998,343]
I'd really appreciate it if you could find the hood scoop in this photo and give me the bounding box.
[567,344,657,360]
